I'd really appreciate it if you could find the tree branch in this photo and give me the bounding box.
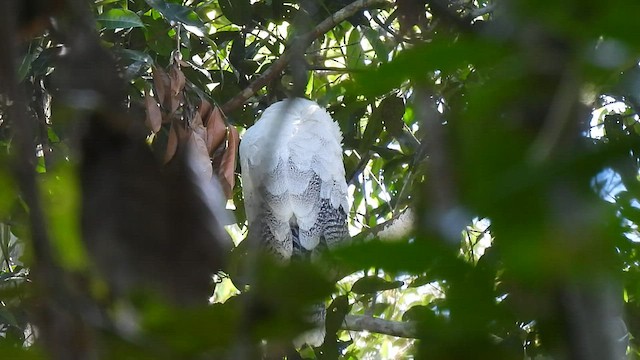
[220,0,392,115]
[0,0,56,277]
[342,314,419,338]
[351,208,414,243]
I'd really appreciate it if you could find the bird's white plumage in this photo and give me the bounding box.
[240,98,349,259]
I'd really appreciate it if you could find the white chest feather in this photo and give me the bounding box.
[239,98,349,259]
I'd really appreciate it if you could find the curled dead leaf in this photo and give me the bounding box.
[188,131,213,181]
[198,98,212,120]
[152,67,170,109]
[193,110,204,128]
[164,120,191,164]
[164,122,178,164]
[189,112,208,169]
[206,107,226,154]
[144,90,162,133]
[170,91,183,113]
[218,126,238,199]
[169,65,186,96]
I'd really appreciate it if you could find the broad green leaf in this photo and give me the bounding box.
[30,46,62,76]
[113,48,153,65]
[346,28,365,70]
[17,50,40,82]
[331,240,466,275]
[0,167,16,218]
[97,9,144,29]
[360,102,384,153]
[364,27,388,63]
[143,15,175,56]
[145,0,205,29]
[40,164,87,270]
[351,276,404,294]
[402,305,436,322]
[408,274,438,288]
[379,96,406,137]
[357,37,507,97]
[218,0,252,26]
[47,127,60,143]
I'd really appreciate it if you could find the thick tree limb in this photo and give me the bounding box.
[220,0,392,115]
[342,314,419,338]
[0,0,56,278]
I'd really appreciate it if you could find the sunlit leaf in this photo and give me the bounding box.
[97,9,144,29]
[351,276,404,294]
[346,27,365,70]
[39,164,87,270]
[218,0,252,26]
[144,0,205,29]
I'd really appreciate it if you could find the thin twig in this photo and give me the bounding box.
[220,0,393,114]
[306,65,366,73]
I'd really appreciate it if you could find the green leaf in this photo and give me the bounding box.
[0,164,16,219]
[360,102,384,153]
[97,9,144,29]
[144,0,205,29]
[17,50,40,82]
[142,301,238,353]
[40,164,87,270]
[114,48,153,65]
[331,240,467,275]
[357,37,507,97]
[364,27,388,64]
[218,0,252,26]
[379,96,406,137]
[47,127,60,143]
[321,295,351,357]
[143,15,175,56]
[31,46,62,76]
[0,305,18,327]
[351,276,404,294]
[402,305,436,322]
[408,274,437,288]
[346,28,365,70]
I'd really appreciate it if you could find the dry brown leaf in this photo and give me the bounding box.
[198,98,212,120]
[164,120,193,163]
[188,131,213,181]
[152,67,170,108]
[164,121,179,164]
[169,65,186,96]
[218,126,239,199]
[193,110,204,128]
[170,91,182,113]
[144,90,162,133]
[191,112,208,154]
[206,107,226,154]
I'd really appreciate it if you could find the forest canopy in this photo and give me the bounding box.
[1,0,640,359]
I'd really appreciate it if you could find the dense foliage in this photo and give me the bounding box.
[2,0,640,359]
